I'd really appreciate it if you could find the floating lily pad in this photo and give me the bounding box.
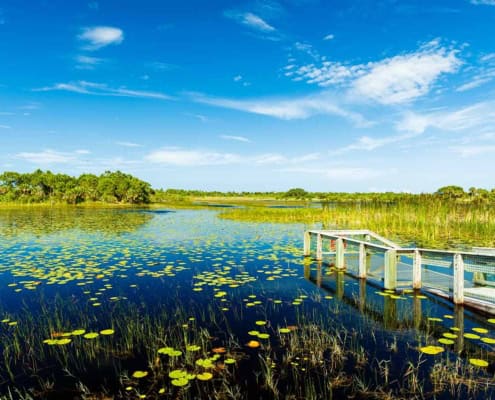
[132,370,148,379]
[197,372,213,381]
[469,358,489,367]
[419,345,444,355]
[83,332,99,339]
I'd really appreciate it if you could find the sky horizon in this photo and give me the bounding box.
[1,0,495,192]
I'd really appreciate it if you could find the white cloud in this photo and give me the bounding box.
[15,150,77,164]
[352,41,460,104]
[0,124,11,129]
[398,101,495,133]
[456,55,495,92]
[75,55,104,69]
[278,166,391,180]
[188,91,370,126]
[116,141,144,148]
[226,11,276,32]
[220,135,251,143]
[233,75,243,82]
[450,145,495,157]
[34,81,172,100]
[287,40,460,105]
[145,148,242,166]
[323,34,334,41]
[471,0,495,5]
[294,42,320,59]
[254,153,286,165]
[75,149,91,154]
[456,76,494,92]
[78,26,123,50]
[145,148,320,167]
[332,132,420,154]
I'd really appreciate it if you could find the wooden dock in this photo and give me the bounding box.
[304,229,495,314]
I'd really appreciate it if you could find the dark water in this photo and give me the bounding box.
[0,208,494,399]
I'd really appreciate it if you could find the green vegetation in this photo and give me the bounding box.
[0,169,151,204]
[1,208,495,399]
[2,170,495,249]
[219,199,495,249]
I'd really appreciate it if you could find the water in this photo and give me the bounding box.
[0,208,494,399]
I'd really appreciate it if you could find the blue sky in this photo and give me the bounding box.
[1,0,495,192]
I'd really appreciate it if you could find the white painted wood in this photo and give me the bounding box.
[316,233,322,261]
[413,249,422,289]
[303,231,311,257]
[384,249,397,290]
[358,242,366,278]
[336,237,345,269]
[453,253,464,304]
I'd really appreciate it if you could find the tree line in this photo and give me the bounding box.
[1,170,493,205]
[0,170,152,204]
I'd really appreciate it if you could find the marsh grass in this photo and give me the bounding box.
[219,199,495,249]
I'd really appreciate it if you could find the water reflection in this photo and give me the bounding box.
[304,261,494,357]
[0,207,154,237]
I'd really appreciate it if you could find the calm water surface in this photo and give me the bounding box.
[0,208,494,399]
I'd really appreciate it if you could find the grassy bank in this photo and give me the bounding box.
[218,200,495,249]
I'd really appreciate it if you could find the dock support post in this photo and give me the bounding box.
[453,253,464,304]
[303,232,311,257]
[358,243,366,278]
[316,234,323,261]
[336,238,345,269]
[384,249,397,290]
[413,249,422,289]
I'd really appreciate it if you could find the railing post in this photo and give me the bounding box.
[316,233,322,261]
[336,237,345,269]
[413,249,422,289]
[453,253,464,304]
[303,231,311,257]
[384,249,397,290]
[358,242,366,278]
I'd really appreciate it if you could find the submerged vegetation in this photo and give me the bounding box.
[0,208,495,399]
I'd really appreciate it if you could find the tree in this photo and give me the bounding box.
[435,185,465,200]
[283,188,309,200]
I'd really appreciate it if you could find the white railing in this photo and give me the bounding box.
[304,229,495,314]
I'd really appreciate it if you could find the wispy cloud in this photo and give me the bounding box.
[145,147,319,167]
[225,11,276,32]
[147,61,177,71]
[323,34,334,41]
[15,149,78,164]
[456,53,495,92]
[78,26,124,50]
[75,55,104,69]
[145,148,242,166]
[277,166,392,180]
[220,135,251,143]
[188,91,370,126]
[450,145,495,157]
[0,124,11,129]
[398,101,495,133]
[470,0,495,5]
[34,81,172,100]
[286,39,461,105]
[331,132,420,154]
[116,141,144,148]
[233,74,251,86]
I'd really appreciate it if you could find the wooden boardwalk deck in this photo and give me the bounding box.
[304,229,495,315]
